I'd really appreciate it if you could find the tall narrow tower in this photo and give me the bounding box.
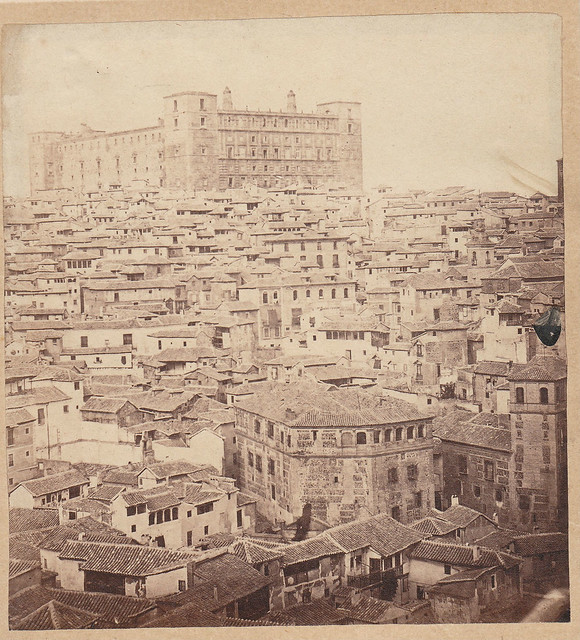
[223,87,233,111]
[287,90,297,113]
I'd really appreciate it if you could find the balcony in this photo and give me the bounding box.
[346,565,403,589]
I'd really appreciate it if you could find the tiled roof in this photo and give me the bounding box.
[139,599,222,627]
[59,540,195,576]
[40,520,133,553]
[279,535,344,565]
[436,566,494,583]
[473,529,521,550]
[236,383,432,427]
[508,355,566,381]
[439,504,496,528]
[183,483,224,506]
[9,507,60,533]
[231,538,284,564]
[194,552,272,600]
[9,529,49,562]
[33,366,85,382]
[61,497,113,516]
[5,386,71,409]
[474,361,511,376]
[5,408,35,426]
[346,594,408,623]
[511,533,568,556]
[80,396,135,413]
[326,512,425,557]
[142,460,206,479]
[87,484,126,501]
[102,464,145,487]
[433,418,511,452]
[14,600,101,630]
[410,516,459,536]
[34,588,155,625]
[9,558,40,579]
[14,469,89,497]
[128,389,197,413]
[266,599,350,625]
[409,540,520,569]
[157,347,219,362]
[469,412,510,428]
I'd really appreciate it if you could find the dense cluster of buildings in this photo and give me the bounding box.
[4,106,568,628]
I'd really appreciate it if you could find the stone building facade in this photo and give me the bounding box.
[233,383,435,526]
[507,355,567,532]
[30,88,363,194]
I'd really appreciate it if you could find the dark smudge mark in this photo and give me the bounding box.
[533,307,561,346]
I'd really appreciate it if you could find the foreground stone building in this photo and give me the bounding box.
[30,88,363,194]
[233,382,435,526]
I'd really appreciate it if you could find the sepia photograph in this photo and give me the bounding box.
[1,4,575,634]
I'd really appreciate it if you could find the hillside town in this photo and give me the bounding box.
[4,89,568,629]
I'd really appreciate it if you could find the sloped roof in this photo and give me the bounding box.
[325,512,425,557]
[80,396,135,413]
[14,600,102,630]
[440,504,497,528]
[14,469,89,497]
[194,552,272,600]
[230,538,284,564]
[346,594,408,623]
[236,383,432,427]
[10,585,156,628]
[39,519,132,553]
[9,507,60,535]
[511,532,568,556]
[433,417,511,452]
[410,516,459,536]
[265,599,350,625]
[59,540,195,576]
[474,361,512,376]
[9,558,40,579]
[5,408,35,426]
[5,386,71,409]
[279,536,344,565]
[139,599,222,627]
[508,355,566,381]
[409,540,520,569]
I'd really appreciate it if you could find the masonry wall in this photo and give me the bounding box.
[234,406,434,526]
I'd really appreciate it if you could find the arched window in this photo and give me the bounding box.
[515,387,525,404]
[306,289,311,298]
[341,432,354,446]
[472,252,477,266]
[293,290,298,301]
[331,289,336,299]
[485,250,490,265]
[407,426,414,440]
[344,288,349,298]
[539,387,549,404]
[318,289,324,299]
[356,432,367,445]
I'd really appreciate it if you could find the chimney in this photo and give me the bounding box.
[223,87,233,111]
[287,90,297,113]
[471,545,481,561]
[451,495,459,506]
[78,532,86,541]
[285,407,297,421]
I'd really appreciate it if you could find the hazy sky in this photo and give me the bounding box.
[2,14,562,197]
